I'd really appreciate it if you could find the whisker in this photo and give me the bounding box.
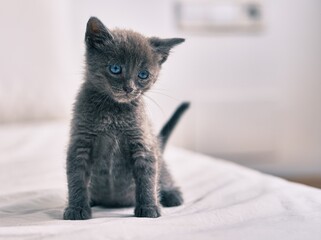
[151,87,171,92]
[143,94,165,116]
[93,93,106,111]
[144,99,153,118]
[101,95,110,112]
[148,90,180,102]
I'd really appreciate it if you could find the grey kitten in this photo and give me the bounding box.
[63,17,188,220]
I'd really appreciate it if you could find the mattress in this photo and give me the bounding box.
[0,121,320,240]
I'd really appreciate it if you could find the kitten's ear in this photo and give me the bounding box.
[149,37,185,64]
[85,17,113,48]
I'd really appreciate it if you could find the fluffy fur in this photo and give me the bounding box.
[63,17,186,220]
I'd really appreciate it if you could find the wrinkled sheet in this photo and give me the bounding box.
[0,121,320,240]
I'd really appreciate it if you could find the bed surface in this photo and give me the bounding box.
[0,121,320,240]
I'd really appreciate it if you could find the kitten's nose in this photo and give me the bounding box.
[123,86,133,93]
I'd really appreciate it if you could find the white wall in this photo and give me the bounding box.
[0,0,76,122]
[0,0,320,176]
[168,0,321,174]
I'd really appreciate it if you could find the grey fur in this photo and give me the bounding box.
[63,17,185,220]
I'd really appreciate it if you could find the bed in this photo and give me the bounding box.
[0,121,320,240]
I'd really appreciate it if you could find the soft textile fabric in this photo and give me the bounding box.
[0,122,320,240]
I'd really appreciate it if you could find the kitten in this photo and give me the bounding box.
[63,17,187,220]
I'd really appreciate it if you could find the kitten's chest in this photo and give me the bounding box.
[91,132,131,175]
[94,110,136,132]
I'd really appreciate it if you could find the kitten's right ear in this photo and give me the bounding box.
[85,17,113,48]
[149,37,185,64]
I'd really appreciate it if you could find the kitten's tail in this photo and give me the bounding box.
[159,102,190,151]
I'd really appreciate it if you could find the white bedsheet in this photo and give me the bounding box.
[0,121,320,240]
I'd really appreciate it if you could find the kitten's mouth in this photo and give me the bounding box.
[107,86,141,103]
[112,92,141,103]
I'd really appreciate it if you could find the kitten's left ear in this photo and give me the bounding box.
[85,17,114,49]
[149,37,185,64]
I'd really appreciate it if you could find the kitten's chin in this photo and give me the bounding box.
[112,93,141,104]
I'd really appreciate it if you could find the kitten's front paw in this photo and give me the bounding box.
[160,189,184,207]
[63,206,92,220]
[134,205,161,218]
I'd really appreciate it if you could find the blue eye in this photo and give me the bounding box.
[138,70,149,80]
[109,64,122,74]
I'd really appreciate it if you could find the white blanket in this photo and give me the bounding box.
[0,122,320,240]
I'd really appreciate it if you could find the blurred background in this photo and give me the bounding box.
[0,0,320,187]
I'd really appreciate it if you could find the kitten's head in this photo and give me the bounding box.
[84,17,184,103]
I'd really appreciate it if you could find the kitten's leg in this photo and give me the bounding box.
[132,153,161,218]
[159,161,183,207]
[129,132,161,218]
[63,133,94,220]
